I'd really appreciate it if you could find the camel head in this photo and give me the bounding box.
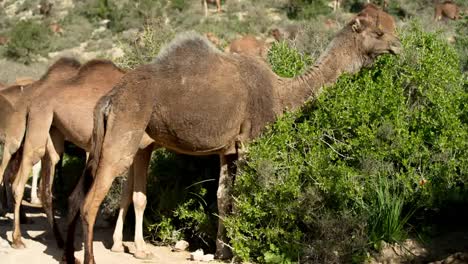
[348,17,401,66]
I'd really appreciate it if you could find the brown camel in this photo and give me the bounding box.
[10,59,156,260]
[434,0,461,21]
[7,60,122,250]
[0,58,82,248]
[68,16,401,263]
[0,77,41,207]
[203,0,222,16]
[357,3,396,33]
[226,35,268,58]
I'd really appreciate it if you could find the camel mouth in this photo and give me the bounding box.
[389,42,402,55]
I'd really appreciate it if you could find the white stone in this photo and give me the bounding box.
[190,249,204,261]
[174,240,189,251]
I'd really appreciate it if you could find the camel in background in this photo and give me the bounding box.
[225,35,268,58]
[203,0,222,17]
[0,58,82,249]
[434,0,461,21]
[357,3,396,33]
[66,16,401,263]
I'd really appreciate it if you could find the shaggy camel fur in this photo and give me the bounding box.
[8,60,123,250]
[434,1,461,21]
[203,0,222,16]
[357,3,396,33]
[67,16,401,263]
[226,35,268,58]
[0,58,82,248]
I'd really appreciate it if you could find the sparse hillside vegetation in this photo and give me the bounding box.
[0,0,466,263]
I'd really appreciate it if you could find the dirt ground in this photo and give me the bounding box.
[0,208,223,264]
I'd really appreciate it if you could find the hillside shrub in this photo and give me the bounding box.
[5,20,51,64]
[225,21,467,263]
[115,20,175,69]
[286,0,331,20]
[454,16,468,72]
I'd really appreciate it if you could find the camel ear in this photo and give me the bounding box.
[352,18,363,33]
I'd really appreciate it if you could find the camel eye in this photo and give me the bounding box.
[376,30,384,37]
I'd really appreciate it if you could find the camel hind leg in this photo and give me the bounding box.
[40,128,65,248]
[81,130,146,264]
[132,144,153,259]
[215,154,237,259]
[11,111,53,248]
[30,161,42,205]
[111,164,135,253]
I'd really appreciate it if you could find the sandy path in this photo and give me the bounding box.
[0,209,222,264]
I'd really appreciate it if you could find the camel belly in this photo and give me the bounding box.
[146,110,242,154]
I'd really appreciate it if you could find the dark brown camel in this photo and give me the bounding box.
[0,58,82,248]
[69,17,401,263]
[434,0,461,21]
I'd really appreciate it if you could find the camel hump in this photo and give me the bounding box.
[76,59,124,78]
[40,57,81,82]
[153,31,221,65]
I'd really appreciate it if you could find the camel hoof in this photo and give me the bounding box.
[11,240,26,249]
[134,250,153,260]
[215,246,232,260]
[111,244,124,253]
[61,255,81,264]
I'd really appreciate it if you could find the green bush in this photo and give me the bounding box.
[286,0,331,20]
[225,21,467,263]
[268,41,312,78]
[5,20,51,64]
[115,20,175,69]
[143,150,219,251]
[454,16,468,72]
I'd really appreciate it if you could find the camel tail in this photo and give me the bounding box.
[86,96,112,179]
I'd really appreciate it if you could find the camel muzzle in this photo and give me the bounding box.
[389,40,402,55]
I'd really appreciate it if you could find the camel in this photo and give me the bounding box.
[434,0,461,21]
[270,25,299,42]
[0,36,8,46]
[66,16,401,263]
[357,3,396,33]
[226,35,268,58]
[0,57,82,248]
[203,0,222,16]
[6,59,123,250]
[9,59,157,260]
[0,78,42,207]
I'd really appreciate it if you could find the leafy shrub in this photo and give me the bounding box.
[5,20,51,64]
[268,41,312,78]
[115,20,175,69]
[286,0,331,20]
[225,21,466,263]
[454,16,468,72]
[143,150,219,251]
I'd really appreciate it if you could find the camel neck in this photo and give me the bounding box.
[277,32,364,113]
